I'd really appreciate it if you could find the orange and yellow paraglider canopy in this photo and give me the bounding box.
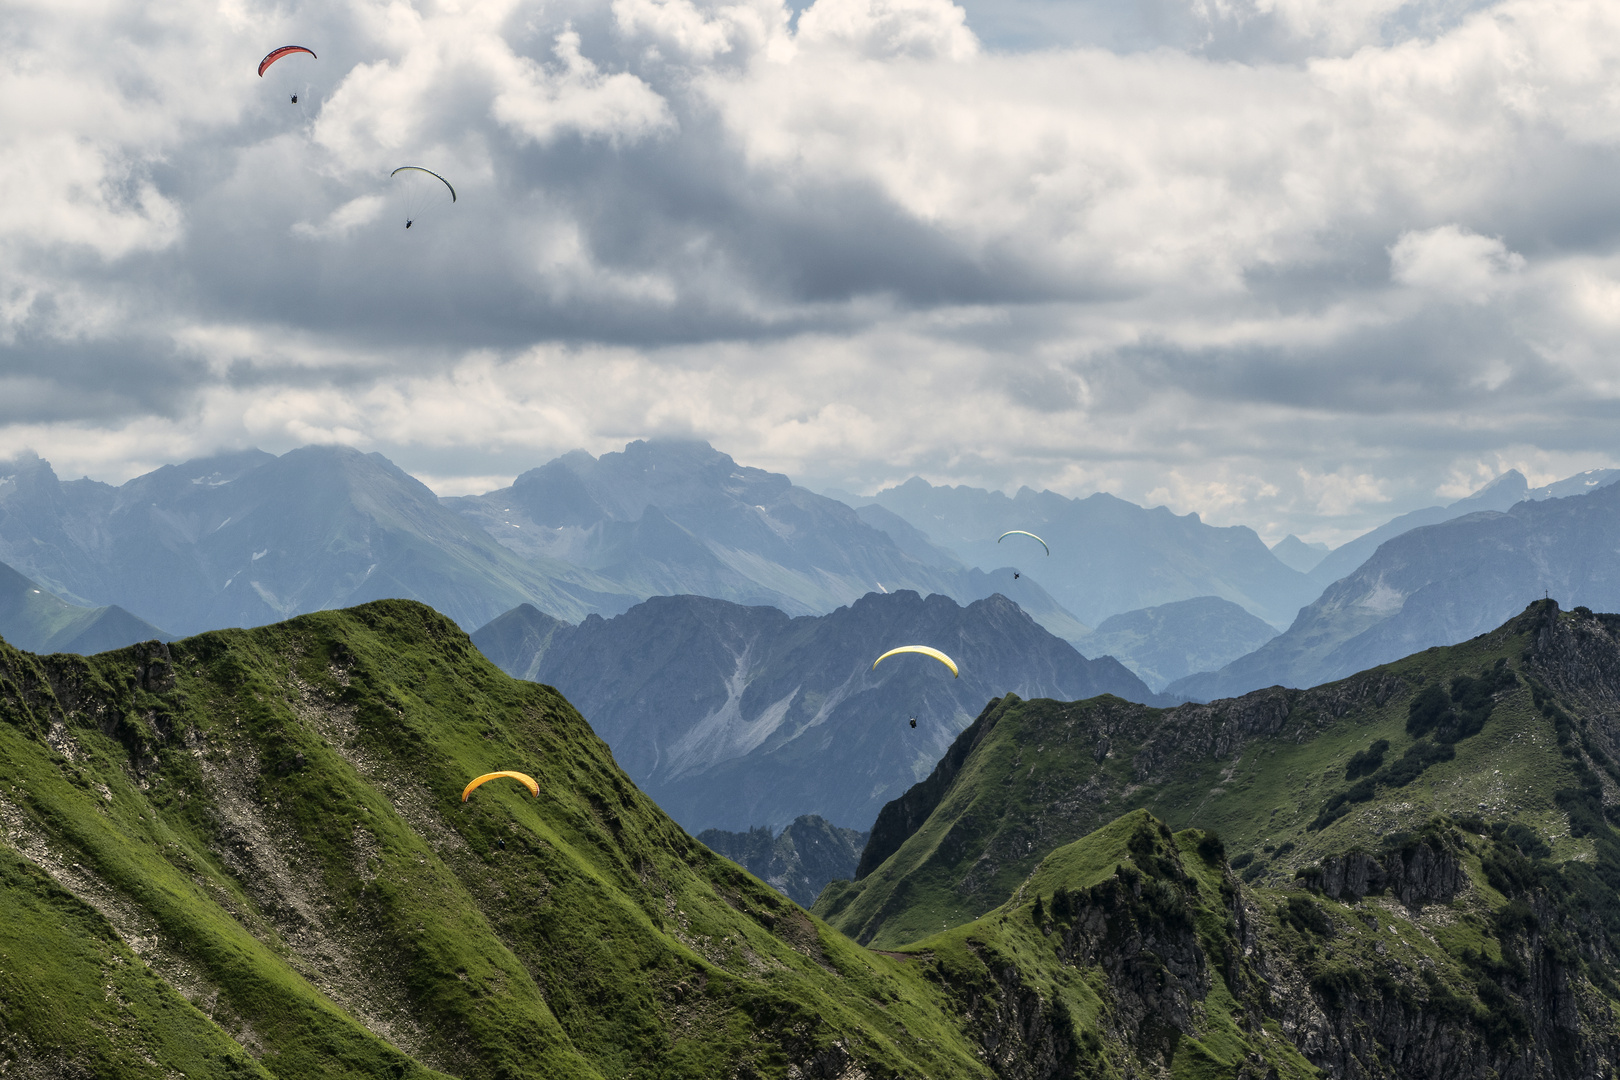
[462,771,539,801]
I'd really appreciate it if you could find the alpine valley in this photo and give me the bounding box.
[7,595,1620,1078]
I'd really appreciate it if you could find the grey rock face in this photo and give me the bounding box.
[472,589,1167,833]
[1297,841,1463,907]
[697,815,869,907]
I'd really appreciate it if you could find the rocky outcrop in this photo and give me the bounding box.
[1296,839,1465,907]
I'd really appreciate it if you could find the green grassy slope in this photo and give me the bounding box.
[887,802,1620,1080]
[0,600,1000,1079]
[817,600,1597,949]
[13,596,1620,1079]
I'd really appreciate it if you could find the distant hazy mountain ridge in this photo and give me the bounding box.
[472,589,1167,833]
[446,439,1092,641]
[0,559,168,654]
[849,476,1319,628]
[0,446,632,635]
[1172,478,1620,699]
[1073,595,1278,691]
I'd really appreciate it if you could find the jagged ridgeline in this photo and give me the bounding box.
[819,601,1620,1077]
[10,598,1620,1079]
[0,601,1008,1079]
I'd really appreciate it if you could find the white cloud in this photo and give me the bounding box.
[796,0,979,60]
[1389,224,1524,302]
[2,0,1620,544]
[492,29,675,145]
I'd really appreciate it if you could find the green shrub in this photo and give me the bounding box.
[1280,896,1333,937]
[1383,740,1454,787]
[1345,739,1390,780]
[1406,684,1450,738]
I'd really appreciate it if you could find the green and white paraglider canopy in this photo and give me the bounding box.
[997,530,1050,555]
[390,166,456,230]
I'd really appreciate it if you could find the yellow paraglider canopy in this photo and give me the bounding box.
[871,645,959,678]
[997,530,1050,555]
[462,771,540,802]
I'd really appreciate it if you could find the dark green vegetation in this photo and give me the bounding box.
[697,815,869,907]
[13,597,1620,1078]
[819,600,1620,1076]
[0,602,1004,1078]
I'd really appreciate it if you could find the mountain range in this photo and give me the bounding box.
[1071,594,1278,691]
[835,476,1321,628]
[471,589,1167,833]
[813,598,1620,1076]
[10,595,1620,1078]
[0,559,168,654]
[1172,477,1620,699]
[8,436,1620,714]
[0,441,1089,644]
[0,446,630,635]
[443,438,1091,640]
[695,815,869,907]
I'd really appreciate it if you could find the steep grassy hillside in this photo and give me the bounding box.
[819,600,1600,949]
[13,597,1620,1079]
[877,804,1620,1079]
[0,601,1003,1078]
[815,597,1620,1076]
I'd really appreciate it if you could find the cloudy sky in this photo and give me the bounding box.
[4,0,1619,544]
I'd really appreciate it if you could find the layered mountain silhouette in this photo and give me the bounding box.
[1073,595,1278,691]
[0,446,631,635]
[471,589,1167,833]
[445,439,1090,641]
[0,559,168,654]
[1173,478,1620,699]
[1303,467,1620,587]
[842,476,1319,628]
[1269,533,1329,572]
[12,592,1620,1077]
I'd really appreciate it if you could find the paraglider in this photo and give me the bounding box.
[391,167,456,230]
[259,46,316,104]
[872,645,959,678]
[258,45,316,76]
[997,530,1050,556]
[909,717,917,728]
[462,771,539,801]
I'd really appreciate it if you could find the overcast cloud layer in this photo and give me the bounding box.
[4,0,1620,543]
